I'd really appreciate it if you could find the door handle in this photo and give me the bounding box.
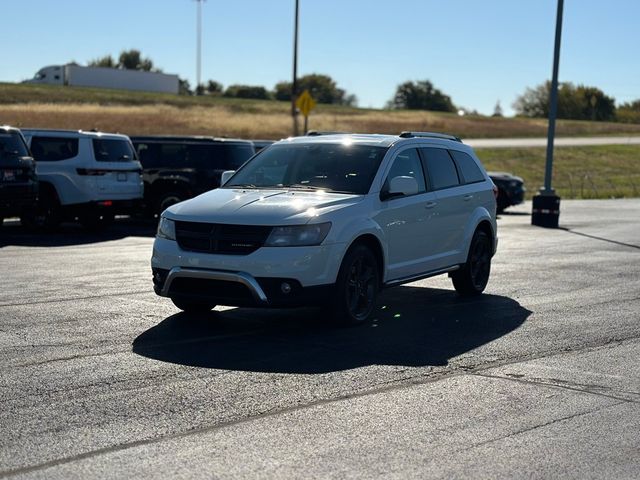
[425,201,437,209]
[463,194,474,201]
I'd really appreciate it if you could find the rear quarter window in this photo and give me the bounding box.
[420,147,460,190]
[449,150,485,184]
[92,138,136,162]
[30,136,78,162]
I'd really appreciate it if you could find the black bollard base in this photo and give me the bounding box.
[532,194,561,228]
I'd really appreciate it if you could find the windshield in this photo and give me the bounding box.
[224,143,386,194]
[0,131,30,160]
[92,138,137,162]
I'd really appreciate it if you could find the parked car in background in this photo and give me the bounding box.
[152,131,498,324]
[488,171,525,213]
[130,136,255,215]
[21,129,143,230]
[0,126,38,227]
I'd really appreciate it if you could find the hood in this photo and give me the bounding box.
[165,187,363,225]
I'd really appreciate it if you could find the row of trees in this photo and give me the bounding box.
[83,50,640,123]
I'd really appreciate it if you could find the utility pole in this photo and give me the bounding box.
[195,0,205,93]
[291,0,300,136]
[532,0,564,228]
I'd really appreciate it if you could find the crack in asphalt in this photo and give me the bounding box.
[2,335,640,478]
[473,372,640,404]
[559,227,640,250]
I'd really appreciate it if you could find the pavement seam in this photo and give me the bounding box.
[447,400,629,456]
[0,290,150,307]
[3,337,640,477]
[472,372,640,404]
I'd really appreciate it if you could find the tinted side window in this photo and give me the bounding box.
[158,144,187,168]
[30,137,78,162]
[92,139,136,162]
[449,150,485,184]
[420,147,460,190]
[384,148,426,194]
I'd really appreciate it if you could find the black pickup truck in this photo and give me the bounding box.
[130,136,255,215]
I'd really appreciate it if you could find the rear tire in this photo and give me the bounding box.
[156,192,185,215]
[21,189,62,231]
[331,244,379,325]
[171,297,216,314]
[451,229,492,296]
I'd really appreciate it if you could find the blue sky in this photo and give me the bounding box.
[1,0,638,115]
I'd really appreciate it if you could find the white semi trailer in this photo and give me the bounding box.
[25,64,179,94]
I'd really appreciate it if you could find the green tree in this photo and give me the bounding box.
[513,81,615,121]
[117,49,155,71]
[273,74,356,106]
[88,55,116,68]
[224,84,271,100]
[388,80,455,112]
[617,100,640,124]
[206,80,223,95]
[178,78,192,95]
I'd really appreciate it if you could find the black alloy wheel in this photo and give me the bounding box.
[334,244,379,325]
[451,229,492,296]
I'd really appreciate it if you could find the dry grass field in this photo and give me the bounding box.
[3,82,640,139]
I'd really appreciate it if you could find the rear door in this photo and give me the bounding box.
[419,146,467,267]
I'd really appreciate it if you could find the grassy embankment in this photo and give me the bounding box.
[1,82,639,199]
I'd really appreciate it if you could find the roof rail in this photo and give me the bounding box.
[398,131,462,142]
[306,130,352,136]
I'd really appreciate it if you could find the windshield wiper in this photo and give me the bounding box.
[228,183,257,188]
[283,183,326,190]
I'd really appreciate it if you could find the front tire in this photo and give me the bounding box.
[332,244,379,325]
[451,229,492,296]
[171,297,216,314]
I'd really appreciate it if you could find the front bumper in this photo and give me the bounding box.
[151,237,346,307]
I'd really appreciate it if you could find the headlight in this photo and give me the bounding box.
[157,217,176,240]
[265,222,331,247]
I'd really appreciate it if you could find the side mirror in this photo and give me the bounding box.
[381,175,419,200]
[220,170,235,186]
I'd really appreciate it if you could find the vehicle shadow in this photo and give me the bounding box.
[132,286,531,374]
[0,218,156,248]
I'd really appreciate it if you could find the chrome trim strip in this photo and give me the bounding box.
[160,267,269,303]
[384,265,460,288]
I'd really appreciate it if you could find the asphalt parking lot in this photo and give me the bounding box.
[1,199,639,479]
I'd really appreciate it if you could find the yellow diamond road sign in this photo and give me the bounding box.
[296,90,316,117]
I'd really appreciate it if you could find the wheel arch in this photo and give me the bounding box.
[345,233,385,289]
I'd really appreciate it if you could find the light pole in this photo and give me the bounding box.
[532,0,564,228]
[291,0,300,136]
[195,0,205,93]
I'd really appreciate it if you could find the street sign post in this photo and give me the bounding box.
[295,89,316,134]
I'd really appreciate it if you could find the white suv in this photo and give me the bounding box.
[152,132,498,324]
[21,129,143,230]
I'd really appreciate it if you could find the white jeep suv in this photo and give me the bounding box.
[152,132,498,324]
[21,129,143,230]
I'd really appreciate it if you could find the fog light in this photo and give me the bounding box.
[280,282,292,294]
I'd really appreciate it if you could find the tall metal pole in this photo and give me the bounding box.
[542,0,564,194]
[196,0,204,93]
[291,0,300,136]
[532,0,563,228]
